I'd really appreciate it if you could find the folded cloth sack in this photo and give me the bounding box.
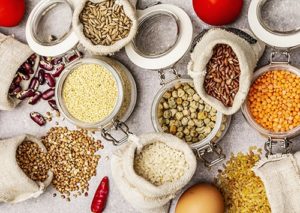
[72,0,138,55]
[0,33,34,111]
[111,133,197,213]
[188,28,265,115]
[254,152,300,213]
[0,135,53,203]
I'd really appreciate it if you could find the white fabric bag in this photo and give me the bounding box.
[111,133,197,213]
[0,33,34,111]
[72,0,138,55]
[254,152,300,213]
[188,28,265,115]
[0,135,53,203]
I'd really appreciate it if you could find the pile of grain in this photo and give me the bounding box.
[16,127,103,201]
[16,141,50,182]
[216,147,271,213]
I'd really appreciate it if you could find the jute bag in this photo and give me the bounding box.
[111,133,197,213]
[72,0,138,55]
[188,28,265,115]
[254,152,300,213]
[0,135,53,203]
[0,33,33,111]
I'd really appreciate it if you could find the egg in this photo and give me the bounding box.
[175,183,224,213]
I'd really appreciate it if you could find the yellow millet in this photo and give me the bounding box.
[63,63,118,123]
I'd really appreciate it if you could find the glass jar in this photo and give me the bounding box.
[242,53,300,156]
[56,57,137,145]
[247,0,300,156]
[151,77,231,167]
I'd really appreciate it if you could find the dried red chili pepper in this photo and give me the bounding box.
[91,176,109,213]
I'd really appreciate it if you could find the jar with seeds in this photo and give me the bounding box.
[151,77,231,167]
[56,57,137,146]
[26,0,137,56]
[242,0,300,157]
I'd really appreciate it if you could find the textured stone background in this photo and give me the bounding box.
[0,0,300,212]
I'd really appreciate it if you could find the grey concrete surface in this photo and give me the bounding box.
[0,0,300,212]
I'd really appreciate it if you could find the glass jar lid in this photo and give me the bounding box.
[125,4,193,70]
[248,0,300,49]
[26,0,79,56]
[55,58,124,129]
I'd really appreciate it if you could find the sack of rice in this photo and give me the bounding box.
[111,133,197,213]
[188,28,265,115]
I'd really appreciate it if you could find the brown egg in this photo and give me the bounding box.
[175,183,224,213]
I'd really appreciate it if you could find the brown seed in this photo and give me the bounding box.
[204,44,240,107]
[79,0,132,46]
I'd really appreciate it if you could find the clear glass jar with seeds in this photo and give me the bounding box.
[151,78,231,167]
[26,0,137,145]
[242,60,300,157]
[244,0,300,157]
[56,57,137,146]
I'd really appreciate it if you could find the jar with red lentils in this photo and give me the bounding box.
[246,0,300,157]
[242,52,300,156]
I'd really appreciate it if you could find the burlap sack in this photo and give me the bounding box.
[188,28,265,115]
[72,0,138,55]
[111,133,197,213]
[254,152,300,213]
[0,33,34,111]
[0,135,53,203]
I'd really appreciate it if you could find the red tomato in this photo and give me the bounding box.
[193,0,243,26]
[0,0,25,27]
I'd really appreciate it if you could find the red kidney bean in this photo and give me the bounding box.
[28,91,42,105]
[51,57,63,65]
[16,89,35,100]
[24,62,34,74]
[18,65,31,75]
[39,60,54,71]
[44,73,56,87]
[30,54,37,61]
[48,99,58,111]
[9,85,22,95]
[38,69,46,85]
[52,64,65,78]
[9,82,17,92]
[30,112,46,126]
[28,77,40,91]
[67,54,79,63]
[26,58,35,66]
[42,88,55,100]
[13,74,22,85]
